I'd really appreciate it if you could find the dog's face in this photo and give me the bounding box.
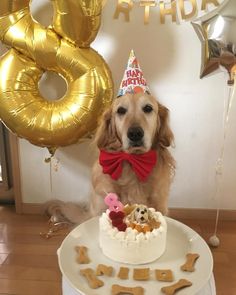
[131,205,150,224]
[95,93,173,153]
[113,93,158,153]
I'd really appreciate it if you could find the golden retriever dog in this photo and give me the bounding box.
[46,93,175,223]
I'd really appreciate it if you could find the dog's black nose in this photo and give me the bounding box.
[127,127,144,142]
[141,211,145,214]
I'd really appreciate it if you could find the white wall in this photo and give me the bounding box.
[1,0,236,209]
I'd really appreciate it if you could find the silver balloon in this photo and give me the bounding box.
[192,0,236,85]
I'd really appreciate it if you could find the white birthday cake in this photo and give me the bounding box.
[99,194,167,264]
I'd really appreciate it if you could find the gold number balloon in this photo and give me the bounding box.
[0,0,113,150]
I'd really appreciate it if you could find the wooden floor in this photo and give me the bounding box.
[0,205,235,295]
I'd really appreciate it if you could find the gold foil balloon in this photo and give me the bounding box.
[0,0,113,150]
[192,0,236,85]
[51,0,102,47]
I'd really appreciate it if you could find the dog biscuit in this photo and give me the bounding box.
[80,268,104,289]
[75,245,90,264]
[133,268,150,281]
[124,205,136,216]
[161,279,192,295]
[117,267,129,280]
[181,253,199,272]
[155,269,174,282]
[128,223,151,233]
[112,284,144,295]
[142,224,151,233]
[96,264,113,276]
[134,224,143,233]
[149,218,161,229]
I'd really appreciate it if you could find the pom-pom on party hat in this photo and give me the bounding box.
[117,49,150,97]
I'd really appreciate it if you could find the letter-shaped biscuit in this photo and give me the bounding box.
[117,267,129,280]
[133,268,150,281]
[155,269,174,282]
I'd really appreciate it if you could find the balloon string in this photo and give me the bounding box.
[213,208,220,236]
[50,158,53,196]
[213,82,235,237]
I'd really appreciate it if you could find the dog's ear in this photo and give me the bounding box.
[155,103,174,148]
[94,107,121,150]
[147,209,154,220]
[128,208,136,222]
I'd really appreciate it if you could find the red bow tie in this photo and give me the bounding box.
[99,150,157,182]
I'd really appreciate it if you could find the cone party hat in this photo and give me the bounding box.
[117,50,150,97]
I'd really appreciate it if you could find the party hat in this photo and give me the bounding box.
[117,49,150,97]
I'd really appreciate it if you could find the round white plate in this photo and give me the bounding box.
[58,216,213,295]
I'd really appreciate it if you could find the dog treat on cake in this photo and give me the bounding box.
[181,253,200,272]
[161,279,192,295]
[75,245,90,264]
[96,264,113,276]
[133,268,150,281]
[118,267,130,280]
[99,199,167,264]
[123,204,136,216]
[155,269,174,282]
[112,284,144,295]
[80,268,104,289]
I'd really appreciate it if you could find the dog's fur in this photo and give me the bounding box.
[46,93,175,224]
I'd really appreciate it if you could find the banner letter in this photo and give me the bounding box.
[114,0,134,22]
[160,0,177,24]
[201,0,220,11]
[179,0,197,20]
[140,1,156,25]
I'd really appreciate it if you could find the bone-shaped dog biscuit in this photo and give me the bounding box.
[161,279,192,295]
[112,284,144,295]
[96,264,113,276]
[75,246,90,264]
[80,268,104,289]
[181,253,200,272]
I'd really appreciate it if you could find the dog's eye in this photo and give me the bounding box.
[143,104,153,113]
[136,208,140,212]
[144,209,147,213]
[117,107,127,115]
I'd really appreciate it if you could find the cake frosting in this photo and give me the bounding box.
[99,199,167,264]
